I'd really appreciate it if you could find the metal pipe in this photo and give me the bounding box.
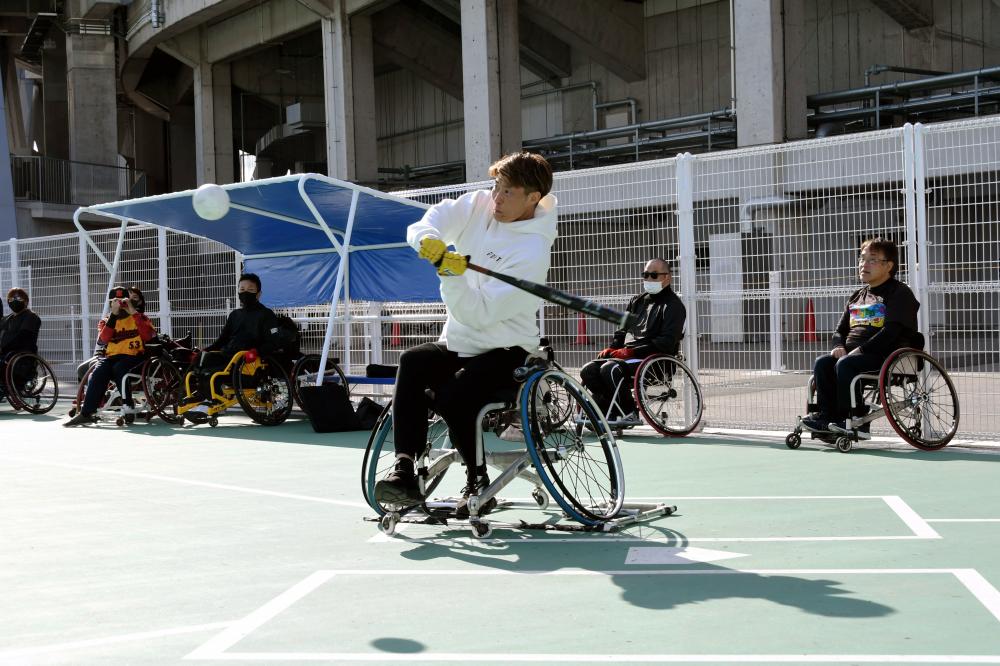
[520,81,600,131]
[523,108,734,148]
[864,64,949,87]
[595,98,639,125]
[809,65,1000,107]
[808,86,1000,124]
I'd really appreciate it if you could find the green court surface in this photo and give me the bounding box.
[2,412,1000,665]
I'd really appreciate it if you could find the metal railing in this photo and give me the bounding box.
[10,155,147,207]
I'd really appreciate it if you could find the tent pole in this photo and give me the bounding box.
[316,189,359,386]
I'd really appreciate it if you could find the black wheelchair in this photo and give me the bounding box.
[0,351,60,414]
[787,336,959,452]
[361,340,674,539]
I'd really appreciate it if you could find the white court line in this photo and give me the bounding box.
[366,496,938,544]
[1,456,367,509]
[186,571,336,659]
[186,568,1000,663]
[882,496,940,538]
[0,621,232,660]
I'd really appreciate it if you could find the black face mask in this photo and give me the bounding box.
[238,292,257,307]
[8,300,26,313]
[130,299,143,312]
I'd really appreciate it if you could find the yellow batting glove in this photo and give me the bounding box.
[437,252,468,276]
[418,237,446,265]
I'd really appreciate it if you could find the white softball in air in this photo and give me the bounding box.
[192,183,231,221]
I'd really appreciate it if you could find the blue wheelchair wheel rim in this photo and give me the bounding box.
[362,410,394,515]
[522,370,623,526]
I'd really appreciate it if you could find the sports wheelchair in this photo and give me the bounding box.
[361,340,675,539]
[590,353,704,437]
[178,348,294,427]
[68,334,194,426]
[0,351,60,414]
[787,337,959,453]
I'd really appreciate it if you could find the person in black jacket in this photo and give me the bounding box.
[1,288,42,357]
[801,237,920,438]
[580,258,686,420]
[184,273,282,421]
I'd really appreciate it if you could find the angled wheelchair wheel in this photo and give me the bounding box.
[879,348,959,451]
[291,353,349,411]
[361,401,452,516]
[633,354,703,437]
[523,370,624,525]
[143,357,184,424]
[5,353,59,414]
[232,354,294,425]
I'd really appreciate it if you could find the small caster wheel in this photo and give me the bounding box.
[471,521,493,539]
[532,487,549,510]
[785,433,801,449]
[467,495,481,516]
[124,414,135,425]
[68,407,77,417]
[379,512,398,536]
[145,416,153,424]
[836,436,853,453]
[614,428,623,438]
[115,417,124,427]
[209,416,219,427]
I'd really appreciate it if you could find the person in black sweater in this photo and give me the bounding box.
[1,288,42,357]
[184,273,282,421]
[580,258,686,420]
[802,237,920,437]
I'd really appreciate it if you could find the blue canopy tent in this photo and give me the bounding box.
[73,173,441,382]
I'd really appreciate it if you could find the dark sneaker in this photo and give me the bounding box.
[801,413,833,433]
[374,458,423,505]
[454,475,497,519]
[63,412,95,427]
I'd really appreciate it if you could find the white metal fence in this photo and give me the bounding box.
[5,117,998,439]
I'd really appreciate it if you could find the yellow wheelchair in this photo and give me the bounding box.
[178,349,293,427]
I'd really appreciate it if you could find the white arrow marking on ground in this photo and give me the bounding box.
[625,546,749,565]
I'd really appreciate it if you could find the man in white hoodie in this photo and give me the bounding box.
[375,152,557,516]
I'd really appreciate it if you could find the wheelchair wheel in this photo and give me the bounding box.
[5,353,59,414]
[290,353,349,410]
[232,354,294,425]
[633,355,703,437]
[361,401,452,515]
[142,357,184,424]
[879,348,959,451]
[523,370,624,525]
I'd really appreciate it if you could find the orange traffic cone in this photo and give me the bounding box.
[389,321,402,347]
[802,299,817,343]
[575,312,588,345]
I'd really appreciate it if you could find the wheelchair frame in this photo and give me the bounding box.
[597,353,704,438]
[787,346,960,453]
[178,349,293,427]
[361,345,675,539]
[0,351,60,414]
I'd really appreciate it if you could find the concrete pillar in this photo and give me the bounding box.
[0,65,17,239]
[783,0,808,140]
[733,0,784,146]
[194,61,234,185]
[65,32,118,202]
[350,14,377,184]
[41,36,68,159]
[321,0,355,181]
[460,0,521,179]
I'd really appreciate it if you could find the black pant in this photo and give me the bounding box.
[392,342,526,476]
[82,354,145,414]
[813,352,884,420]
[580,358,639,416]
[195,351,230,398]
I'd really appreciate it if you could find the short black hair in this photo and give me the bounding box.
[238,273,262,291]
[861,237,899,278]
[7,287,28,303]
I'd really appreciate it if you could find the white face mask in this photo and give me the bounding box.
[643,280,664,295]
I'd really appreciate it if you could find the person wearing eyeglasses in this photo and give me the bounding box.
[580,258,686,422]
[801,237,919,437]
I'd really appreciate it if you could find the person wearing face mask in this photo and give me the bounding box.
[580,258,686,421]
[0,288,42,358]
[183,273,282,421]
[64,285,156,426]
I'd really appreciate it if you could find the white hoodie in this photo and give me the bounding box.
[406,189,558,355]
